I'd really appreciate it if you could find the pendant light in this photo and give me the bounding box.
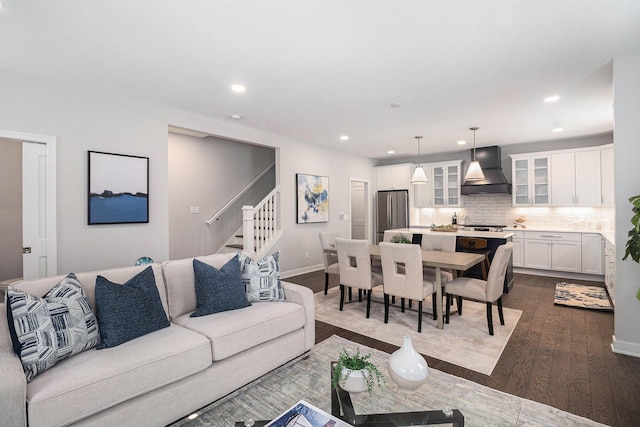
[465,126,485,181]
[410,136,428,184]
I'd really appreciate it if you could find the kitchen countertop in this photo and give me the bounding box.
[388,227,515,239]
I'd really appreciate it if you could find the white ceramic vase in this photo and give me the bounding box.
[388,336,428,393]
[340,368,369,393]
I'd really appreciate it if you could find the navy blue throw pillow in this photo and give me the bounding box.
[95,266,169,349]
[191,256,251,317]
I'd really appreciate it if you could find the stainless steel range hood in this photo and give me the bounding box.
[461,146,512,195]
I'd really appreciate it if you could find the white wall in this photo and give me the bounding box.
[0,67,375,275]
[0,68,171,272]
[612,53,640,356]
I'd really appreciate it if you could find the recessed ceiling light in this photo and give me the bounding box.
[229,114,241,120]
[544,95,560,103]
[387,150,395,154]
[390,102,403,108]
[457,140,467,145]
[552,127,564,133]
[231,84,246,93]
[339,135,349,141]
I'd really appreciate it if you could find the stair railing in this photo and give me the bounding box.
[242,185,281,257]
[206,161,275,225]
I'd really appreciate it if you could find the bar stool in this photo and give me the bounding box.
[457,237,492,280]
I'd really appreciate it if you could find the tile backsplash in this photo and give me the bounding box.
[410,193,614,231]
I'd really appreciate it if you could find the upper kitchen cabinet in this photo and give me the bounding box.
[412,164,433,207]
[375,164,411,191]
[432,161,462,207]
[551,150,601,207]
[511,154,550,206]
[601,146,614,207]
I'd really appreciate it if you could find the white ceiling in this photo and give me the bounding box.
[1,1,639,159]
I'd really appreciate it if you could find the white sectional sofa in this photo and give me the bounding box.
[0,252,315,426]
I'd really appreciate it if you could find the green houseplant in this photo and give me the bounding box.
[332,347,384,395]
[390,233,411,244]
[622,194,640,301]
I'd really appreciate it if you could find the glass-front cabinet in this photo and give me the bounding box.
[432,161,461,207]
[511,155,550,206]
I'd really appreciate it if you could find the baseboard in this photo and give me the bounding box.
[281,264,323,279]
[513,267,604,283]
[611,335,640,358]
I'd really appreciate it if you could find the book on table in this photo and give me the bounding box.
[265,400,350,427]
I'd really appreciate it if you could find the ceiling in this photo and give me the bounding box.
[1,1,639,159]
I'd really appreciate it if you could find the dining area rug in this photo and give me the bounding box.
[553,282,613,310]
[170,335,605,427]
[314,286,522,375]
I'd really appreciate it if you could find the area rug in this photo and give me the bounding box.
[554,282,613,311]
[169,335,606,427]
[314,286,522,375]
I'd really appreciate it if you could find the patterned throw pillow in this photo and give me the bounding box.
[191,256,251,317]
[6,273,100,382]
[95,266,169,349]
[238,251,286,302]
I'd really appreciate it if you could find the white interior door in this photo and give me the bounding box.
[350,180,368,240]
[22,141,48,279]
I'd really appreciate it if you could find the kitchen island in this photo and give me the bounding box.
[384,227,514,293]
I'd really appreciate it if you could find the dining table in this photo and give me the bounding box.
[324,244,485,330]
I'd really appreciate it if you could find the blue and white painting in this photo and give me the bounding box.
[88,151,149,224]
[296,173,329,223]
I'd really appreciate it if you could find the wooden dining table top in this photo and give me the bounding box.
[324,244,484,271]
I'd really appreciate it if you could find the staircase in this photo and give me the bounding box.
[222,186,282,258]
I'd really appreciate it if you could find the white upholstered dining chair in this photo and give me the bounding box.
[444,242,513,335]
[335,238,383,318]
[318,232,340,295]
[379,242,437,332]
[421,234,456,284]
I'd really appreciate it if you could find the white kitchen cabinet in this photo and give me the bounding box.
[604,238,615,306]
[581,233,604,275]
[511,230,524,267]
[412,165,433,207]
[432,161,461,207]
[601,147,614,207]
[511,155,550,206]
[376,164,411,191]
[523,231,581,273]
[551,150,601,206]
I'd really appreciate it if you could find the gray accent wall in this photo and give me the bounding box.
[0,137,22,282]
[168,132,275,259]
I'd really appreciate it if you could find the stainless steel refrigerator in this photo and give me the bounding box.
[376,190,409,243]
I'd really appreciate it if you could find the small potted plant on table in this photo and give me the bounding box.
[332,347,384,395]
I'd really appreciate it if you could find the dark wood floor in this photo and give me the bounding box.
[287,270,640,426]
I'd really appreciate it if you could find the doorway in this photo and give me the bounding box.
[349,179,370,241]
[0,130,57,281]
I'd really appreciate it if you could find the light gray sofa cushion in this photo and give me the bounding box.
[172,301,306,361]
[25,324,211,427]
[162,252,236,320]
[10,264,169,317]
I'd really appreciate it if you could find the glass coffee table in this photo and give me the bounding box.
[330,363,464,426]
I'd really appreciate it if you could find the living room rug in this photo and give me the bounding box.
[169,335,605,427]
[314,286,522,375]
[554,282,613,311]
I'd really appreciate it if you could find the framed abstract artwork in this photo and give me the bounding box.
[296,173,329,223]
[88,151,149,225]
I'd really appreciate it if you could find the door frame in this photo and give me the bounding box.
[348,177,371,242]
[0,129,57,277]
